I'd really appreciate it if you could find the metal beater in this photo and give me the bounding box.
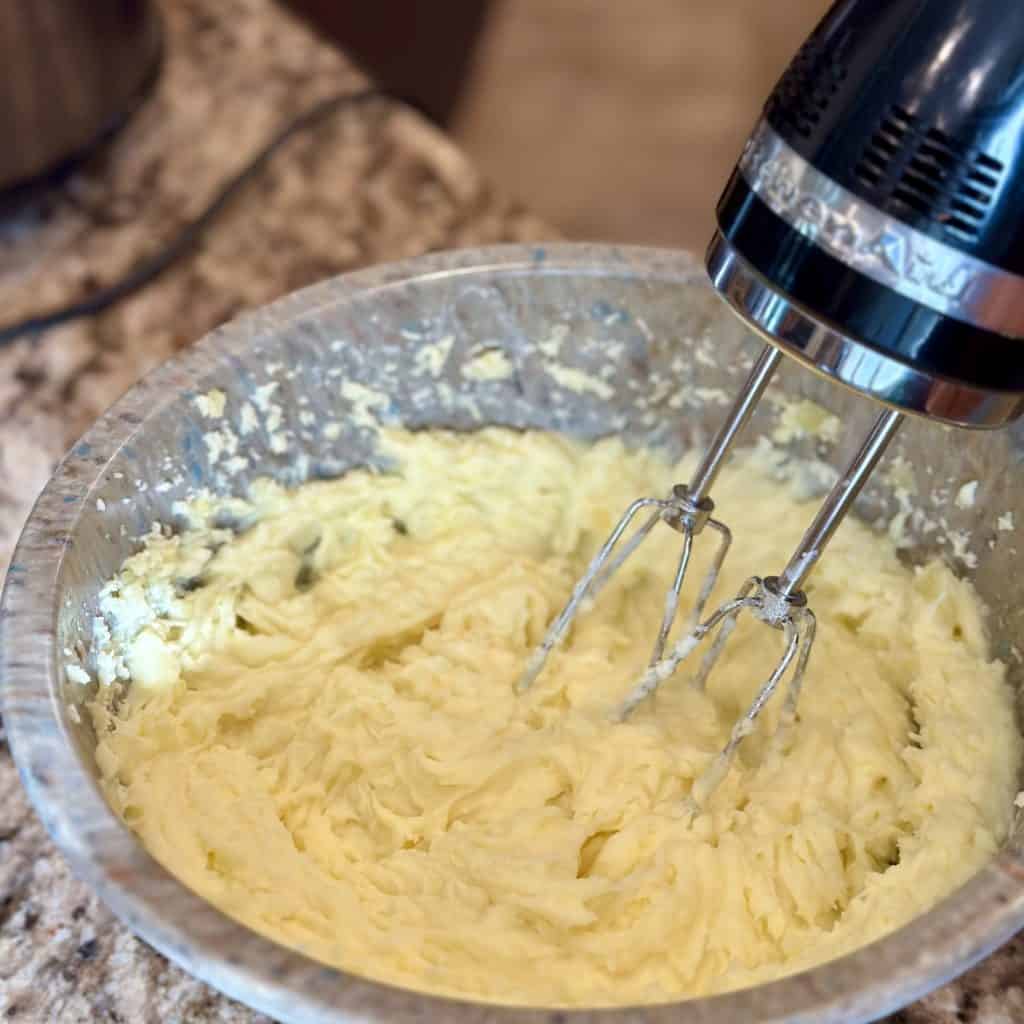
[521,0,1024,807]
[519,344,901,807]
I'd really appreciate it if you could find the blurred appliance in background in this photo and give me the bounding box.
[279,0,492,125]
[0,0,162,202]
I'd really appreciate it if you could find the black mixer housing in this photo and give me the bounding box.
[711,0,1024,416]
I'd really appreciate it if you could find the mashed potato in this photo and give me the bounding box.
[88,428,1020,1005]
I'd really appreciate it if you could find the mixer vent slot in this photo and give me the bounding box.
[765,32,848,139]
[855,106,1004,242]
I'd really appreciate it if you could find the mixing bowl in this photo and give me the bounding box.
[4,244,1024,1023]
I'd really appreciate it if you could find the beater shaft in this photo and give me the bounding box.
[774,408,903,598]
[687,345,782,503]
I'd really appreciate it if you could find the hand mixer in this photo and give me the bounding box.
[521,0,1024,808]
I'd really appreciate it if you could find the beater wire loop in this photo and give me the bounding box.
[517,490,732,693]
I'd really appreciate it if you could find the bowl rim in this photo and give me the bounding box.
[3,242,1024,1024]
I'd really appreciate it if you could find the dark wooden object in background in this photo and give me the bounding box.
[278,0,493,124]
[0,0,162,203]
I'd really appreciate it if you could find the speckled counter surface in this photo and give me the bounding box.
[0,2,1020,1022]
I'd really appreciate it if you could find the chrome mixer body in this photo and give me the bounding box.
[521,0,1024,807]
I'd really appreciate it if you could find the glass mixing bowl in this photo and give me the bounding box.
[4,244,1024,1023]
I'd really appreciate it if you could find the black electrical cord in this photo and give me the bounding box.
[0,85,385,348]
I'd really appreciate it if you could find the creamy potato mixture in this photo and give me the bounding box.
[88,428,1020,1005]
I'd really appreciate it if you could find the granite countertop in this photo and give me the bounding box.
[0,1,1020,1021]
